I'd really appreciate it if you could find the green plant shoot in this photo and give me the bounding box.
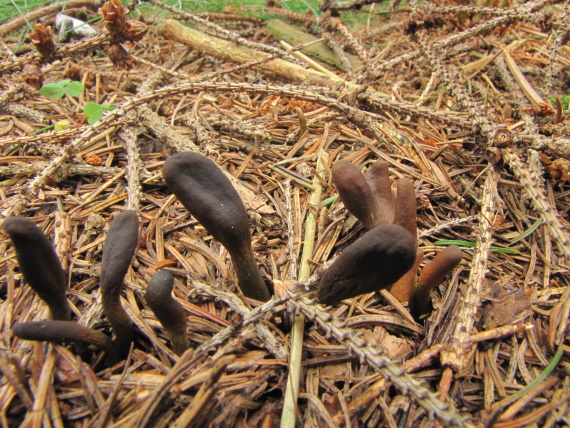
[83,102,117,124]
[39,80,84,98]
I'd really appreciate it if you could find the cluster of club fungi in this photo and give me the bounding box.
[328,160,463,317]
[7,152,462,363]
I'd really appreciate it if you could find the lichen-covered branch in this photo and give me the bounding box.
[440,169,498,371]
[286,290,472,428]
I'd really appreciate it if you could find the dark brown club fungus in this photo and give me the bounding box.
[4,217,71,321]
[162,152,271,302]
[409,245,463,318]
[364,161,394,224]
[317,224,416,306]
[146,270,189,356]
[330,159,462,316]
[12,321,121,364]
[100,210,139,355]
[393,178,417,243]
[331,160,381,230]
[386,178,419,302]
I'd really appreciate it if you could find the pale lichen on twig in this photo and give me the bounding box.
[440,169,498,372]
[502,148,570,261]
[188,281,287,359]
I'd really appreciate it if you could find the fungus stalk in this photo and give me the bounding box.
[386,178,419,302]
[100,210,139,355]
[393,178,417,243]
[146,271,189,356]
[13,321,121,364]
[389,249,424,303]
[4,217,71,321]
[162,152,271,302]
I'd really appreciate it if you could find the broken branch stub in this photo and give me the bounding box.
[4,217,71,321]
[162,152,271,302]
[100,210,139,355]
[316,224,417,306]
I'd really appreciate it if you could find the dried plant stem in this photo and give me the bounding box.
[284,180,298,279]
[285,291,471,428]
[323,18,373,77]
[143,0,302,65]
[137,105,197,153]
[0,163,120,178]
[441,169,498,372]
[118,114,144,212]
[359,92,473,129]
[281,149,327,428]
[159,20,330,85]
[0,33,109,74]
[418,215,478,239]
[545,4,570,95]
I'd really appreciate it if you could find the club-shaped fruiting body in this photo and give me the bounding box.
[13,320,121,364]
[100,210,139,355]
[146,270,189,356]
[331,160,380,230]
[410,245,463,318]
[162,152,271,302]
[317,224,416,306]
[364,160,394,224]
[330,159,462,313]
[393,178,417,244]
[4,217,71,321]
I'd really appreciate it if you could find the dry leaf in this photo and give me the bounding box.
[22,63,43,89]
[482,281,531,330]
